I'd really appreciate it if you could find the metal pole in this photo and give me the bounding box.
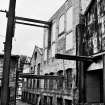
[1,0,16,105]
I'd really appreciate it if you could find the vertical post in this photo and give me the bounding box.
[76,23,85,104]
[15,59,19,105]
[1,0,16,105]
[103,55,105,104]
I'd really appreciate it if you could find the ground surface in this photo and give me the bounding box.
[16,100,30,105]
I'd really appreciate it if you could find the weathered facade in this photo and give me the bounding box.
[77,0,105,104]
[30,0,81,105]
[21,0,81,105]
[0,54,19,105]
[21,0,105,105]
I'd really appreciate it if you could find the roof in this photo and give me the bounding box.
[32,45,43,58]
[84,0,94,15]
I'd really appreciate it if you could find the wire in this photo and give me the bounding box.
[0,9,7,14]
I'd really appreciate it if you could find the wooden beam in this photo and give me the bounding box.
[55,54,93,62]
[16,21,49,28]
[1,0,16,105]
[15,16,51,25]
[19,73,64,79]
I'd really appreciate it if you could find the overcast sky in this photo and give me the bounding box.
[0,0,66,57]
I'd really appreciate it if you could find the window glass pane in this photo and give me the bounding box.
[59,15,65,34]
[66,7,73,31]
[52,23,56,42]
[52,43,56,57]
[44,49,47,61]
[66,32,73,50]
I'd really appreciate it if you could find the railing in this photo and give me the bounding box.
[22,78,73,97]
[22,87,72,96]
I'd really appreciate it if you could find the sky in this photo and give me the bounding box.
[0,0,66,57]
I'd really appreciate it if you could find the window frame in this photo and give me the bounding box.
[58,14,65,36]
[66,6,73,33]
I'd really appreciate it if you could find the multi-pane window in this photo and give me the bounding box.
[52,23,56,42]
[66,7,73,32]
[66,32,74,51]
[59,15,65,35]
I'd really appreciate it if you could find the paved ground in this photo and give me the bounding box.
[16,100,30,105]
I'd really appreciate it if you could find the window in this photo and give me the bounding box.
[44,29,48,48]
[37,63,40,75]
[51,43,56,57]
[34,65,36,74]
[44,49,47,61]
[49,72,54,90]
[66,7,73,32]
[34,52,37,61]
[52,23,56,42]
[66,32,74,51]
[44,74,48,89]
[57,70,63,89]
[65,69,72,89]
[33,79,36,89]
[37,79,40,89]
[59,15,65,35]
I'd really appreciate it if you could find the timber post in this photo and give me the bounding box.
[1,0,16,105]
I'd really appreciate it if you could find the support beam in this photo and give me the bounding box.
[16,21,49,28]
[15,16,51,25]
[19,73,64,79]
[55,54,93,62]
